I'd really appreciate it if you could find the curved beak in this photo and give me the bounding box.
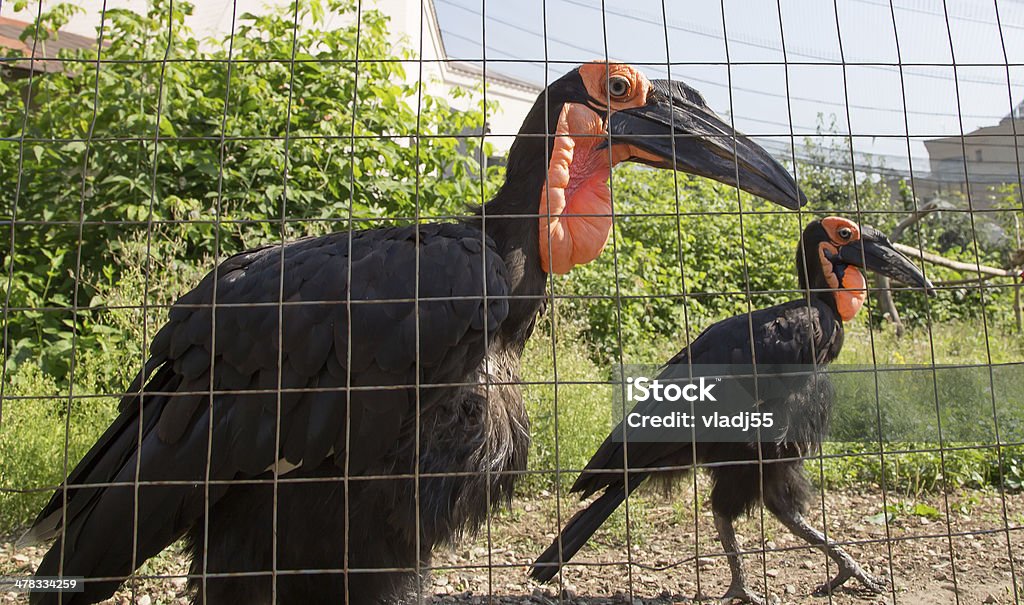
[838,226,935,294]
[606,79,806,209]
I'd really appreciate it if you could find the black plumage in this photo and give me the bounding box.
[24,63,805,605]
[532,218,932,603]
[30,225,525,604]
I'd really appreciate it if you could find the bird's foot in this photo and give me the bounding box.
[719,584,766,605]
[812,562,886,596]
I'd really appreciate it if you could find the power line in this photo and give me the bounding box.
[849,0,1024,31]
[557,0,1016,86]
[443,28,908,170]
[437,0,1024,89]
[438,1,1024,181]
[436,0,1022,122]
[441,25,1024,172]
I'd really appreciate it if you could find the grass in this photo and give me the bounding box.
[519,318,612,494]
[2,304,1022,534]
[517,317,1024,494]
[815,442,1024,496]
[839,319,1024,366]
[1,232,198,534]
[0,357,122,532]
[821,320,1024,497]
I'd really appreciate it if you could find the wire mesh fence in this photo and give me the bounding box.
[1,0,1023,604]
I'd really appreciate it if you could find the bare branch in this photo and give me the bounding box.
[893,243,1017,278]
[889,200,942,242]
[876,201,941,337]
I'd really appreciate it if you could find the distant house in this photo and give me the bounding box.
[0,16,97,77]
[0,0,540,153]
[922,101,1024,206]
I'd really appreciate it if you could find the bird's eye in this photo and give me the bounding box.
[608,76,631,99]
[838,227,853,240]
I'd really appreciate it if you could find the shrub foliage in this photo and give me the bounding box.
[1,0,502,376]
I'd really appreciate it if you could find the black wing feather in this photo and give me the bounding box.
[572,298,841,496]
[26,223,511,603]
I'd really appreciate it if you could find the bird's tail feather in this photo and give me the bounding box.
[530,474,647,583]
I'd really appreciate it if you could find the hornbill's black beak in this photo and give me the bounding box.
[838,226,935,293]
[606,79,807,210]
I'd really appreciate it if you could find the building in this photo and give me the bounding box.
[0,0,541,152]
[921,101,1024,205]
[0,15,98,76]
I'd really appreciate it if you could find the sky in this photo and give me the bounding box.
[432,0,1024,173]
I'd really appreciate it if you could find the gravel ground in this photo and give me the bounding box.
[3,486,1022,604]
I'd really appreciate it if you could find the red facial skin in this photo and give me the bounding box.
[538,62,656,274]
[817,217,866,321]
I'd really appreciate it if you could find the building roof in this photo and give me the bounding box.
[0,16,98,75]
[448,60,542,94]
[1004,100,1024,123]
[417,0,540,95]
[924,119,1024,149]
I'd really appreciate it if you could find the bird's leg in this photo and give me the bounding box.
[714,512,765,605]
[772,508,886,595]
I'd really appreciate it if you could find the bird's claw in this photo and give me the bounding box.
[812,563,886,596]
[719,585,766,605]
[856,570,888,594]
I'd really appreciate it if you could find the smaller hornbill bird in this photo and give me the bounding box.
[24,63,803,605]
[531,217,933,603]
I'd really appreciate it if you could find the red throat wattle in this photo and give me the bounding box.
[538,103,621,274]
[818,241,867,321]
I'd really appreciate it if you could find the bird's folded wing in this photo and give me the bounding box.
[572,300,837,496]
[25,223,511,544]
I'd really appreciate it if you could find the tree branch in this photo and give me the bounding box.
[892,243,1018,277]
[877,201,941,337]
[889,200,942,242]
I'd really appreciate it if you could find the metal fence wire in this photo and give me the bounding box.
[1,0,1023,604]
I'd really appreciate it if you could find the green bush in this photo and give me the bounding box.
[0,358,122,531]
[520,319,612,494]
[552,149,1018,362]
[1,0,502,377]
[817,442,1024,497]
[0,229,195,530]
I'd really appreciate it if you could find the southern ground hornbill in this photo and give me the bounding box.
[531,217,933,603]
[24,62,803,605]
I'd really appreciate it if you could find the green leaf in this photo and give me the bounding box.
[910,503,942,520]
[158,115,177,137]
[864,511,895,525]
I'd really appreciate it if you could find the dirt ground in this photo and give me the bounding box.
[2,485,1022,604]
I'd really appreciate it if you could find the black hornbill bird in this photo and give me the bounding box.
[24,62,803,605]
[531,217,933,603]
